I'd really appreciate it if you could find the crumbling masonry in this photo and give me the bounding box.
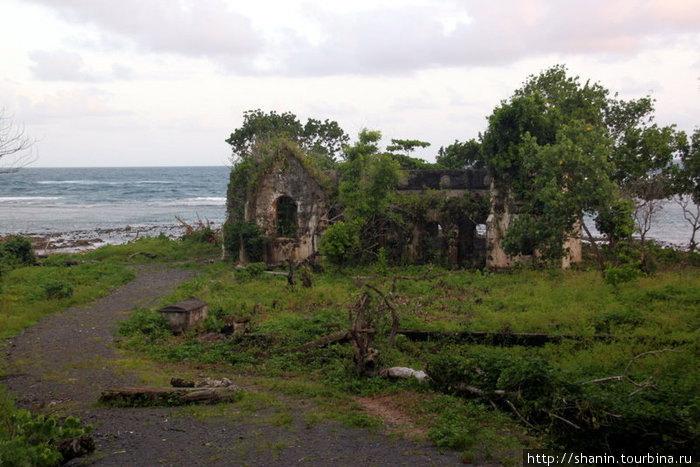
[224,150,581,268]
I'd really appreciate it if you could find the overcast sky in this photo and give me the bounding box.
[1,0,698,167]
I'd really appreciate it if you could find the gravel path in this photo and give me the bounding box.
[3,265,464,466]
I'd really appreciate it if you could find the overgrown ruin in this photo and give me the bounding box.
[224,147,581,269]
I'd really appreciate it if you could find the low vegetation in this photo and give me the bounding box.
[114,243,699,463]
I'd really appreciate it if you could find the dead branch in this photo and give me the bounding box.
[454,382,507,398]
[506,399,539,431]
[294,331,350,352]
[584,349,682,389]
[100,386,239,406]
[365,283,400,346]
[549,412,581,430]
[175,215,195,234]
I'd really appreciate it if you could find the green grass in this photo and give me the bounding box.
[0,236,219,340]
[0,261,134,340]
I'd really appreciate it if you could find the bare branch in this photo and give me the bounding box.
[549,411,581,430]
[505,399,539,431]
[584,349,682,389]
[676,195,700,252]
[0,109,37,173]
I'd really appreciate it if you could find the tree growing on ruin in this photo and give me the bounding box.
[225,109,348,169]
[480,65,683,264]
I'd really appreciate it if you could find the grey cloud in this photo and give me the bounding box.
[278,1,700,76]
[29,49,134,82]
[29,0,261,57]
[29,87,128,121]
[29,50,102,82]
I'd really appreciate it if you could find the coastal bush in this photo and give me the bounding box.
[182,225,217,245]
[319,221,359,271]
[426,349,699,456]
[234,262,266,281]
[603,263,642,287]
[0,235,35,274]
[223,221,266,262]
[42,281,74,300]
[0,387,92,467]
[118,307,169,338]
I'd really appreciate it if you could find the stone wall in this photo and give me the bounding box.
[226,156,579,269]
[486,179,582,269]
[244,155,329,264]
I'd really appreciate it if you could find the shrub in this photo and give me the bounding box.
[426,349,699,456]
[604,263,642,287]
[224,221,266,262]
[182,226,218,244]
[43,281,74,300]
[0,387,92,467]
[118,308,169,337]
[319,221,359,271]
[234,262,266,282]
[0,236,36,274]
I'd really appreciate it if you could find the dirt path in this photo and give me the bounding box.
[3,265,464,466]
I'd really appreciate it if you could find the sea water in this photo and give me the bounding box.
[0,166,230,234]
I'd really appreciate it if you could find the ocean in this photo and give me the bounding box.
[0,166,696,250]
[0,166,230,249]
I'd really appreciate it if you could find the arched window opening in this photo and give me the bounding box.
[426,222,442,238]
[276,196,298,237]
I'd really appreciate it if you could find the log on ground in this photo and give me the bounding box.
[99,386,240,406]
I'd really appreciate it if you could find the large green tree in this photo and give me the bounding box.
[339,129,402,223]
[318,129,403,264]
[386,138,435,169]
[480,65,679,263]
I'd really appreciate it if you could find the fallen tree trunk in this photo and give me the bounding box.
[396,330,616,346]
[100,386,240,406]
[293,329,376,353]
[294,331,350,352]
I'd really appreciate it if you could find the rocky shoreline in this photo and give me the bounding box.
[12,224,192,256]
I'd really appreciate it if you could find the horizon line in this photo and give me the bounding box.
[25,164,231,169]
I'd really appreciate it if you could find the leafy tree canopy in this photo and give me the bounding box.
[385,139,437,169]
[339,129,402,223]
[436,139,483,169]
[225,109,348,168]
[386,139,430,154]
[481,65,674,261]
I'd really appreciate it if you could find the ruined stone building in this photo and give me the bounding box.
[224,148,581,269]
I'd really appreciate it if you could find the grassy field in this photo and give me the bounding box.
[2,236,698,464]
[116,249,699,463]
